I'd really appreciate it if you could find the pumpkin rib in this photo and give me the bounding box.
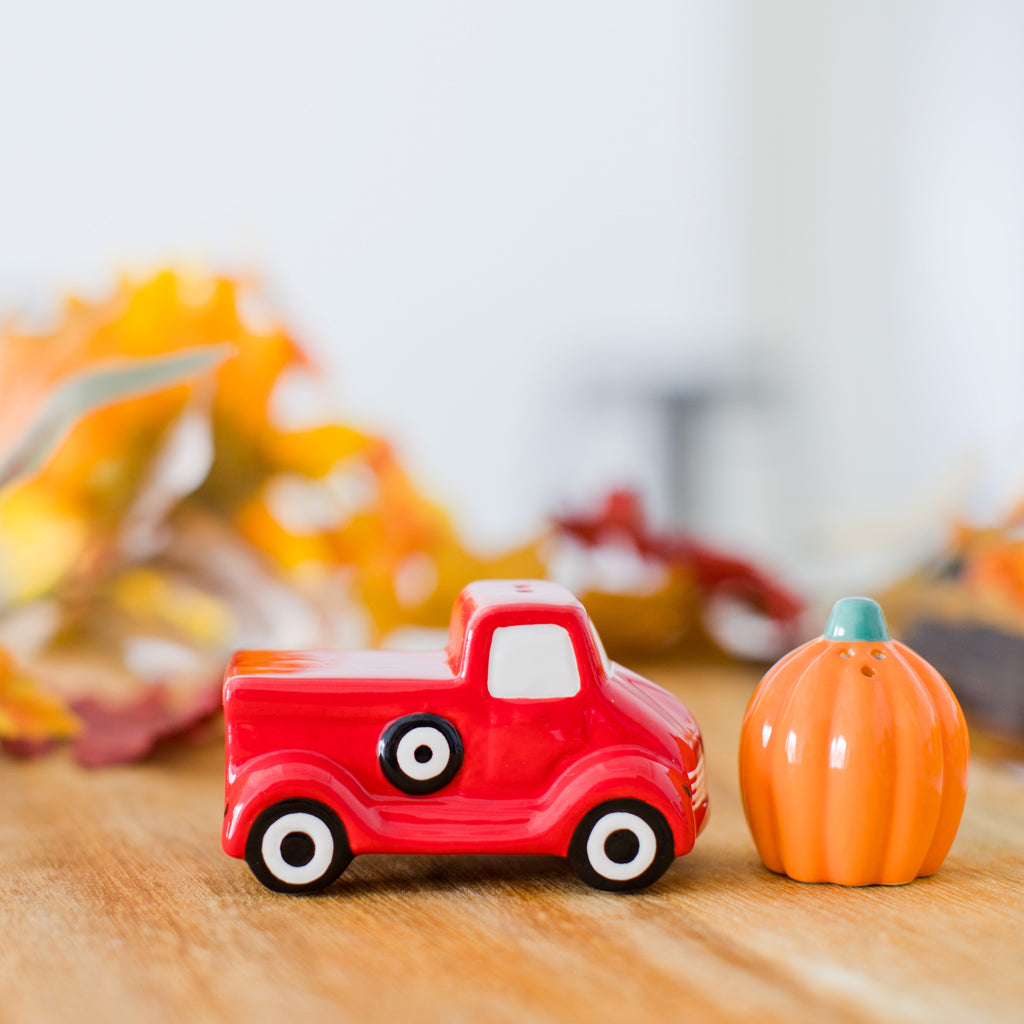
[879,643,944,882]
[820,651,856,884]
[770,640,842,881]
[738,716,784,875]
[868,659,903,884]
[740,662,790,874]
[868,646,905,884]
[872,655,905,888]
[740,639,825,875]
[894,643,969,876]
[822,649,894,885]
[740,641,818,872]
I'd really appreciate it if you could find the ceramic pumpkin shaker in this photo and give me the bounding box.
[738,597,969,885]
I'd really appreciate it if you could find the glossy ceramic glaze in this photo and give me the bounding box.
[738,597,969,886]
[223,579,708,893]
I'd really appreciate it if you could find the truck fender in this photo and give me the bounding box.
[223,751,377,859]
[548,748,696,858]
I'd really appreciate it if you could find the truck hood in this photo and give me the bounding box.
[607,663,702,754]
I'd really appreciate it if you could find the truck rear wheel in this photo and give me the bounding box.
[568,799,675,892]
[245,799,352,894]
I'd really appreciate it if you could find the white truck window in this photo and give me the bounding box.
[487,624,581,699]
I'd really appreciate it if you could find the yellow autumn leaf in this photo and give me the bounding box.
[0,648,78,741]
[0,488,89,603]
[110,567,235,647]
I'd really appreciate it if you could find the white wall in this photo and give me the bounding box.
[2,1,1023,592]
[746,0,1024,592]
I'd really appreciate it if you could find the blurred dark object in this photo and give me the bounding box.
[883,517,1024,741]
[903,621,1024,739]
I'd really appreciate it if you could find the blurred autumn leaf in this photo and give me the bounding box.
[0,345,230,489]
[0,649,78,742]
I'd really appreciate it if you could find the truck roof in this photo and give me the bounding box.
[444,580,587,673]
[457,579,582,612]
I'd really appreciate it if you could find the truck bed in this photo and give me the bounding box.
[226,648,455,686]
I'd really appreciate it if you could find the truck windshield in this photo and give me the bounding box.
[446,592,474,672]
[588,618,611,675]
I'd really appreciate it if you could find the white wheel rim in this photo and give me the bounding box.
[261,812,335,885]
[585,811,658,881]
[396,726,451,781]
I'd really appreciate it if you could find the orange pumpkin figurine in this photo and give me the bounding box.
[738,597,969,885]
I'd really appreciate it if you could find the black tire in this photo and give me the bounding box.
[378,714,463,795]
[568,799,675,892]
[244,798,352,894]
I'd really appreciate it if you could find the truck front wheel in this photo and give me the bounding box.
[568,799,675,892]
[244,799,353,894]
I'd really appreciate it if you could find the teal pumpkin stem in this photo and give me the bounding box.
[823,597,891,643]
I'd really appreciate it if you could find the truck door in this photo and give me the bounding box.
[480,623,589,795]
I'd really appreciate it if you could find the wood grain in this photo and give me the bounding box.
[1,664,1022,1024]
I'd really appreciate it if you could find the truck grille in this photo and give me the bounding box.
[688,750,707,811]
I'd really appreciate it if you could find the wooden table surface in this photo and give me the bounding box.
[2,663,1022,1024]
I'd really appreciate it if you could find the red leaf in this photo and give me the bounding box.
[70,682,222,767]
[555,489,803,625]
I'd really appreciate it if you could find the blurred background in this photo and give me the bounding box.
[2,0,1023,599]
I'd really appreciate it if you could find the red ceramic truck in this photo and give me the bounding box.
[222,579,708,893]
